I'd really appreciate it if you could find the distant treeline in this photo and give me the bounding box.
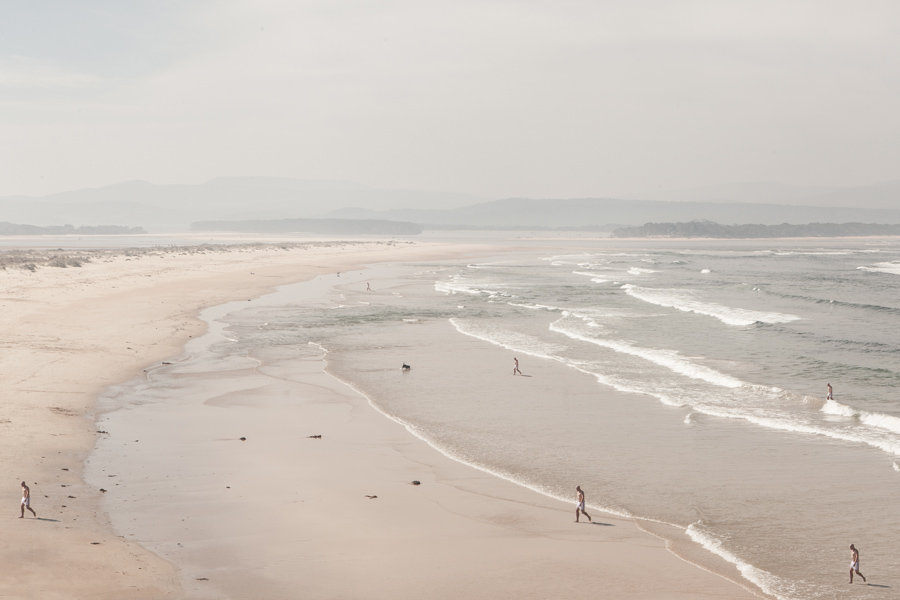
[191,218,422,235]
[612,221,900,238]
[0,222,146,235]
[421,223,620,232]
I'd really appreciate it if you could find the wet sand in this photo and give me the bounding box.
[3,237,761,599]
[0,238,484,599]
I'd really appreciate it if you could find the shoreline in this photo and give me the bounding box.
[1,238,490,599]
[3,237,762,599]
[324,324,770,600]
[87,257,764,599]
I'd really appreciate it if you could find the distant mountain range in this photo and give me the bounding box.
[624,179,900,209]
[335,198,900,229]
[0,177,487,231]
[1,176,898,232]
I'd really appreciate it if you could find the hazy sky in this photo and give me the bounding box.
[2,0,899,198]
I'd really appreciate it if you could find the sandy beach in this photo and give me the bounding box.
[2,237,761,599]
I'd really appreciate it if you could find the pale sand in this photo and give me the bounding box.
[1,239,762,599]
[0,239,482,599]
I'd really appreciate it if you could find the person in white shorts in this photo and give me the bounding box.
[20,481,36,518]
[849,544,866,584]
[575,485,591,523]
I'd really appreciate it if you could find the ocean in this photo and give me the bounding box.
[93,237,900,599]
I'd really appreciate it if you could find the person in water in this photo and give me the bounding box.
[849,544,866,583]
[575,486,591,523]
[827,383,834,400]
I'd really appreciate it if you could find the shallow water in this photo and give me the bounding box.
[97,239,900,599]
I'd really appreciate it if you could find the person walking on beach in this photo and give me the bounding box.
[366,282,371,291]
[513,357,522,376]
[827,383,834,400]
[19,481,36,518]
[849,544,866,583]
[575,486,591,523]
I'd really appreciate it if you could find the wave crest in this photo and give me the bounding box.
[622,285,801,327]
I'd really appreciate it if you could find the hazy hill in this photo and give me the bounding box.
[325,198,900,228]
[3,177,899,232]
[0,177,488,230]
[626,179,900,209]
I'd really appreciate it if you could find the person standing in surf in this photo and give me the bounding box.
[513,357,522,376]
[827,383,834,400]
[575,486,591,523]
[849,544,866,583]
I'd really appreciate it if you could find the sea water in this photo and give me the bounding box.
[102,238,900,600]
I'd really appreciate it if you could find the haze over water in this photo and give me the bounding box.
[101,238,900,600]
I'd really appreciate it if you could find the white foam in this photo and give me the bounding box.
[858,412,900,434]
[550,317,743,388]
[821,400,900,435]
[449,318,566,360]
[508,302,564,312]
[566,362,687,408]
[622,285,800,327]
[700,269,711,274]
[820,399,857,418]
[542,253,594,265]
[684,413,694,424]
[471,295,900,461]
[627,267,657,275]
[776,250,851,256]
[434,280,505,297]
[552,318,900,457]
[693,400,900,456]
[572,270,609,284]
[893,462,900,472]
[575,262,613,269]
[686,523,793,600]
[857,261,900,276]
